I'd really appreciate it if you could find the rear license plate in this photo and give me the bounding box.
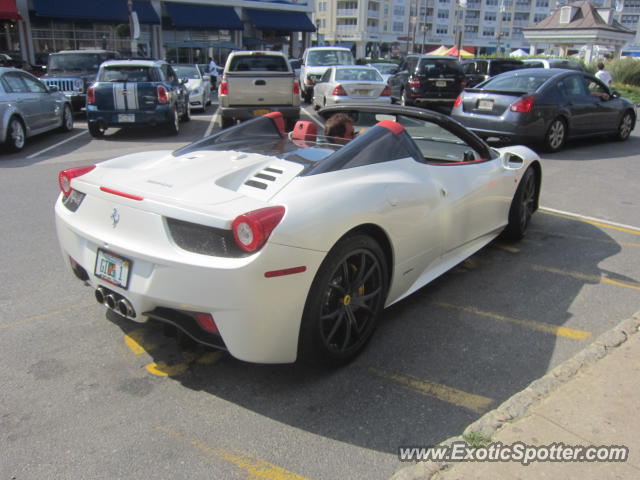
[95,249,131,289]
[436,80,447,87]
[253,109,269,116]
[118,114,135,123]
[478,99,494,110]
[356,90,369,96]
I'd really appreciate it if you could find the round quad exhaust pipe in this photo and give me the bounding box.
[105,294,117,310]
[117,298,135,317]
[95,287,107,305]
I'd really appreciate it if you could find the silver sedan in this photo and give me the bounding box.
[173,64,211,112]
[312,66,392,109]
[0,67,73,152]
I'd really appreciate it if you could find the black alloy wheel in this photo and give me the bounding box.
[503,167,537,241]
[300,235,388,367]
[167,108,180,135]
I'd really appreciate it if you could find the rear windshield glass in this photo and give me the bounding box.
[227,55,289,72]
[335,68,382,82]
[418,59,462,75]
[47,53,115,72]
[489,62,524,76]
[370,63,397,74]
[98,66,156,82]
[307,50,354,67]
[173,65,200,79]
[482,72,551,92]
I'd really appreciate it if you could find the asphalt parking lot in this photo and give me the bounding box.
[1,101,639,480]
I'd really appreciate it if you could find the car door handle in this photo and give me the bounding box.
[254,80,266,86]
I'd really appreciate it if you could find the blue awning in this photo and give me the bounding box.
[164,2,243,30]
[245,8,316,32]
[33,0,159,24]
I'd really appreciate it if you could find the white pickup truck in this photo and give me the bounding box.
[218,51,300,130]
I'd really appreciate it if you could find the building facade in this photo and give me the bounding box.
[6,0,315,66]
[314,0,640,58]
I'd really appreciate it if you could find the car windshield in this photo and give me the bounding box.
[418,59,462,75]
[227,55,289,72]
[335,68,382,82]
[307,50,354,66]
[173,66,200,79]
[98,66,155,82]
[47,53,111,72]
[371,63,397,74]
[482,72,551,92]
[488,62,524,76]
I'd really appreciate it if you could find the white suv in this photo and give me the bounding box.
[300,47,354,103]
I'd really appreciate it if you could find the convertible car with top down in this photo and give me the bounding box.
[55,105,542,366]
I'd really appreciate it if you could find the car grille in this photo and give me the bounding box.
[166,217,249,258]
[43,78,78,93]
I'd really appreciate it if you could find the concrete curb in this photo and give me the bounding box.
[389,310,640,480]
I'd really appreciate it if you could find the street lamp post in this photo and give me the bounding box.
[456,0,467,60]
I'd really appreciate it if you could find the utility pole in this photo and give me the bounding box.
[456,0,467,60]
[495,0,505,57]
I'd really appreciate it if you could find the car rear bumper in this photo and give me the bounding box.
[86,106,173,127]
[220,106,300,120]
[55,196,324,364]
[326,96,392,106]
[451,110,544,143]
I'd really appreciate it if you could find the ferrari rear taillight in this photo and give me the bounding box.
[157,85,168,104]
[293,79,300,96]
[87,86,95,105]
[332,84,347,96]
[381,85,391,97]
[453,95,462,108]
[409,76,420,88]
[219,77,229,95]
[232,206,285,253]
[510,95,535,113]
[58,165,96,196]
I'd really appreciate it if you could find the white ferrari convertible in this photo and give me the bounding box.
[55,105,542,366]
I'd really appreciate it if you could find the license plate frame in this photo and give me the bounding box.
[94,249,132,290]
[253,109,269,116]
[477,99,494,111]
[118,113,135,123]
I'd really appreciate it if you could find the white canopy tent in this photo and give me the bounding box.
[509,48,528,57]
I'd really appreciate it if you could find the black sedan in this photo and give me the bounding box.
[451,68,636,152]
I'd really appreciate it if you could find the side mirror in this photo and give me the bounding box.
[611,90,620,98]
[180,77,188,84]
[48,84,59,92]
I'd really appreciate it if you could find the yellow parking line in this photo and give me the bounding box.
[145,361,189,377]
[124,328,159,355]
[540,207,640,235]
[493,243,520,253]
[124,328,223,376]
[0,302,95,329]
[434,302,591,341]
[529,229,640,248]
[369,368,493,414]
[156,426,312,480]
[531,264,640,291]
